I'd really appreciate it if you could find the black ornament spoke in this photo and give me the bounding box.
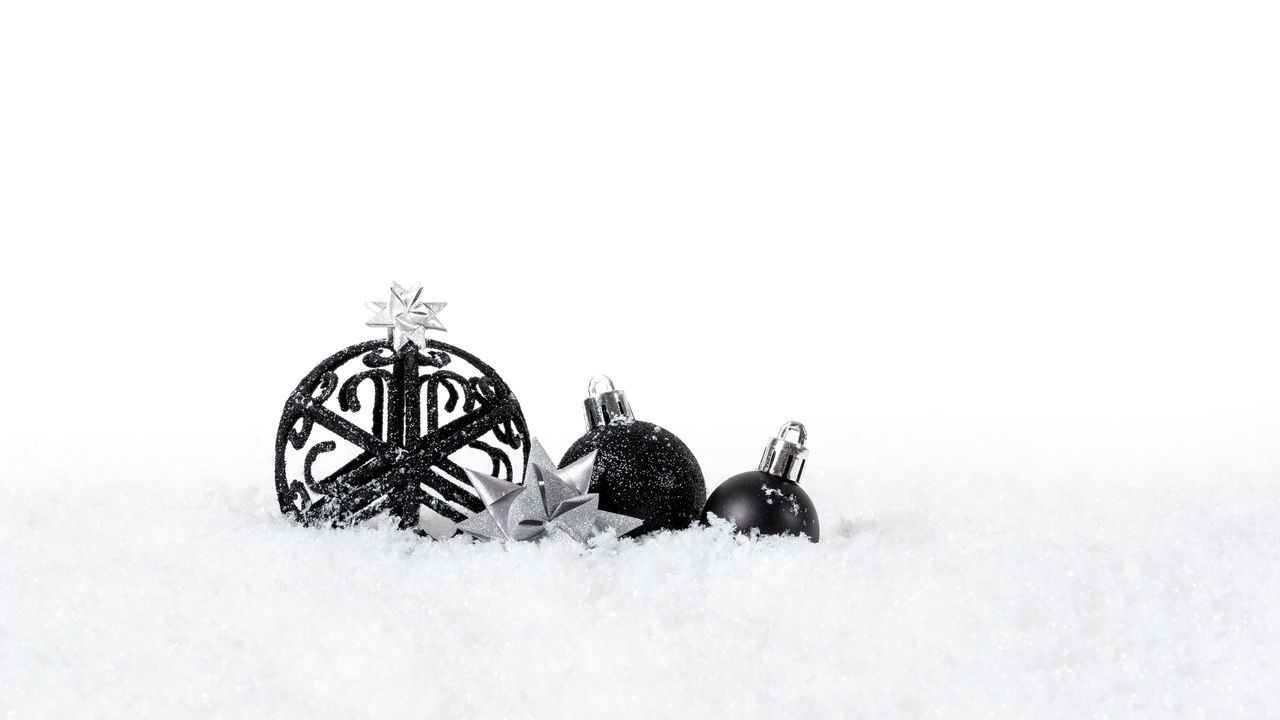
[414,477,472,523]
[429,458,486,509]
[312,450,378,494]
[300,401,394,458]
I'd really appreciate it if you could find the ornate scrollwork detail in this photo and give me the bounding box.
[340,369,392,440]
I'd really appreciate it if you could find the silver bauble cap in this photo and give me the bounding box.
[758,421,809,482]
[583,375,635,429]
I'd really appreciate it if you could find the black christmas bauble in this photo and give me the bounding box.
[701,421,819,542]
[702,471,819,541]
[559,377,705,534]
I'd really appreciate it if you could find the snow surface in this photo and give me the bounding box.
[4,425,1278,719]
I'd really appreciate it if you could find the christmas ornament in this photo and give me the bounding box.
[559,376,706,535]
[457,439,643,543]
[274,283,530,536]
[701,421,819,541]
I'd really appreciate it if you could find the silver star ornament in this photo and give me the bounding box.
[458,439,643,543]
[366,282,447,350]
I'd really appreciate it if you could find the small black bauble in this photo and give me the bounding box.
[702,421,819,542]
[559,376,706,535]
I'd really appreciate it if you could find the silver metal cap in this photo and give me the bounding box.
[583,375,635,429]
[758,421,809,482]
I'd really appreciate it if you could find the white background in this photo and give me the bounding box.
[2,1,1278,718]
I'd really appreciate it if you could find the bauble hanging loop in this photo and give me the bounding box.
[702,421,820,542]
[759,421,809,482]
[583,375,635,428]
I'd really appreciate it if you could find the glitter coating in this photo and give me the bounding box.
[559,419,706,535]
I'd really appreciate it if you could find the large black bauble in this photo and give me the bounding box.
[702,471,819,541]
[560,420,706,535]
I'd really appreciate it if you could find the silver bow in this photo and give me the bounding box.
[458,439,642,543]
[366,282,446,350]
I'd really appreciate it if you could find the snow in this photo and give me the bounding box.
[4,424,1278,719]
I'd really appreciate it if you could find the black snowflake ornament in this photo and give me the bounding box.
[274,283,530,536]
